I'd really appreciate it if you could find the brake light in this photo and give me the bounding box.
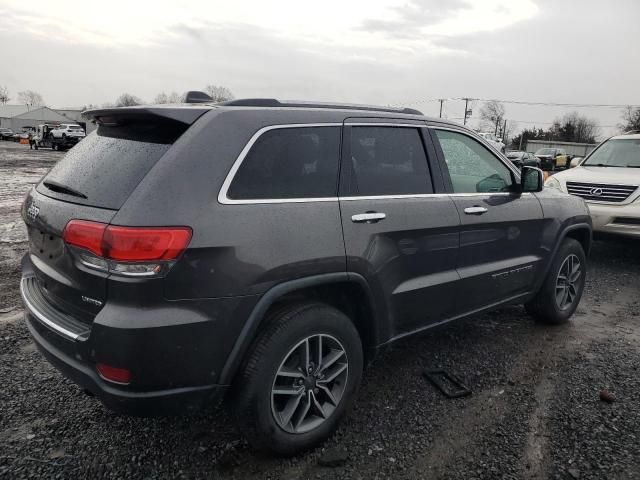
[63,220,192,276]
[62,220,106,257]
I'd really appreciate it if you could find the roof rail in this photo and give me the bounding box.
[623,129,640,135]
[217,98,423,115]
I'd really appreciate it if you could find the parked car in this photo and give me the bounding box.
[51,123,86,139]
[478,132,506,153]
[506,150,541,168]
[535,148,569,171]
[546,132,640,238]
[0,128,14,140]
[21,97,592,455]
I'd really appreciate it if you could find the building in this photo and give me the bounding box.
[0,105,96,133]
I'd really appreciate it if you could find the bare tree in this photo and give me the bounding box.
[115,93,143,107]
[154,92,169,104]
[204,85,234,102]
[550,112,599,143]
[479,100,506,134]
[154,91,184,104]
[0,85,9,104]
[18,90,45,107]
[619,106,640,132]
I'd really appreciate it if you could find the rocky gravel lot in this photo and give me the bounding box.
[1,141,639,479]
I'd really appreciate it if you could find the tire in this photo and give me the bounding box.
[232,302,363,456]
[526,238,586,324]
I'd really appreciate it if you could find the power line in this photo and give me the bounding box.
[407,97,640,109]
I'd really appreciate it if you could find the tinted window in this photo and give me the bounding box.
[38,121,185,209]
[348,126,432,196]
[434,130,514,193]
[228,127,340,200]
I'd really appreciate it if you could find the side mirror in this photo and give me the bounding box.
[570,157,582,168]
[521,166,544,192]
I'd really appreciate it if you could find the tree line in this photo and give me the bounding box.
[2,85,639,137]
[0,85,234,109]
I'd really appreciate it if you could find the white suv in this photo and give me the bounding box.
[51,124,86,139]
[478,132,506,153]
[545,132,640,238]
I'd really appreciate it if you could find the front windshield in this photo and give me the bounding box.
[583,139,640,167]
[535,148,555,155]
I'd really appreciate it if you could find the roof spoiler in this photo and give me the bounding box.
[82,105,211,126]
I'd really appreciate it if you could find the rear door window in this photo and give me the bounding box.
[37,121,186,210]
[345,126,433,196]
[227,126,341,200]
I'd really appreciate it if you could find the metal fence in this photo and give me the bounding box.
[524,139,598,157]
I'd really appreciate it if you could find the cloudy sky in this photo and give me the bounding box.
[1,0,638,136]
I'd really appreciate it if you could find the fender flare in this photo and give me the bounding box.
[218,272,377,385]
[535,221,592,292]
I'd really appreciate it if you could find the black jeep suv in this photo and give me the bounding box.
[21,97,592,455]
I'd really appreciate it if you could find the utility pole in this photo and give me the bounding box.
[438,99,444,118]
[463,98,470,125]
[502,119,507,141]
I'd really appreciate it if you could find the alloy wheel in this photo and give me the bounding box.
[555,254,582,310]
[271,334,348,434]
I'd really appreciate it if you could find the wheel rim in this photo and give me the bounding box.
[555,254,582,311]
[271,334,348,434]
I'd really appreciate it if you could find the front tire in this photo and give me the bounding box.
[232,302,363,456]
[526,238,586,324]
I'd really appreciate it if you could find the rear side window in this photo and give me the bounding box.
[38,121,186,210]
[227,126,340,200]
[347,126,432,196]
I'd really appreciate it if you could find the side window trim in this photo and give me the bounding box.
[428,126,521,195]
[218,123,342,205]
[338,123,436,198]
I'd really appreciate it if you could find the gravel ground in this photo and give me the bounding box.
[1,141,639,479]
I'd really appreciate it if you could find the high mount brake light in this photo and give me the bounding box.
[63,220,192,271]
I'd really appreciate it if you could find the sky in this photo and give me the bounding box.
[1,0,639,137]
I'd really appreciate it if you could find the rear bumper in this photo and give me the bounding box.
[19,254,252,416]
[25,313,226,416]
[587,201,640,238]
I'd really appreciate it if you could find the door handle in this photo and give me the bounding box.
[464,206,488,215]
[351,212,386,223]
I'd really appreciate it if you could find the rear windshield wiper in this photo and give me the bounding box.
[42,180,88,199]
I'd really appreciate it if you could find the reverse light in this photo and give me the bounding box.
[96,363,132,385]
[63,220,192,276]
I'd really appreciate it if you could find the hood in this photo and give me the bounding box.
[553,165,640,186]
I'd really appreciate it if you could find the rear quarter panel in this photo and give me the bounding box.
[112,109,347,300]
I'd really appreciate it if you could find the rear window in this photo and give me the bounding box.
[37,121,186,209]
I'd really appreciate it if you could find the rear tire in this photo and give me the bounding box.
[232,302,363,456]
[526,238,586,324]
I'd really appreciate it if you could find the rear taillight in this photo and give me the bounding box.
[63,220,192,277]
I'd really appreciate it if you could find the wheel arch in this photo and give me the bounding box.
[219,273,380,385]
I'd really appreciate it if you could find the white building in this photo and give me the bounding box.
[0,105,96,133]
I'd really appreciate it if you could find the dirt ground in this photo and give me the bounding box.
[1,141,639,479]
